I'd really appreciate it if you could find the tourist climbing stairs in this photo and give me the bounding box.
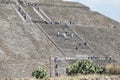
[39,23,94,57]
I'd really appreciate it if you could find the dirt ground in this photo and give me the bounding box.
[3,74,120,80]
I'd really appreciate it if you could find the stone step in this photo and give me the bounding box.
[22,5,42,20]
[39,23,93,58]
[40,23,70,29]
[62,48,93,56]
[50,33,81,41]
[51,36,78,44]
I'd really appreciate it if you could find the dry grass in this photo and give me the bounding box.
[105,63,120,75]
[10,74,120,80]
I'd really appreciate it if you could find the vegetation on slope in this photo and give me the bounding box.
[105,63,120,75]
[32,67,49,79]
[66,60,105,75]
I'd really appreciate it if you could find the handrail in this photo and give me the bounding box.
[36,23,65,57]
[68,24,120,63]
[39,8,53,22]
[67,25,95,53]
[53,56,113,61]
[11,4,26,22]
[14,0,32,22]
[32,6,48,22]
[19,5,32,21]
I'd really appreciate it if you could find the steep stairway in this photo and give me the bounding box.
[39,23,94,57]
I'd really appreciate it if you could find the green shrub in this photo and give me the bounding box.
[66,60,105,75]
[95,66,105,74]
[32,67,49,79]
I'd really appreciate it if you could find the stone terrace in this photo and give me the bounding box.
[0,21,63,78]
[39,2,120,27]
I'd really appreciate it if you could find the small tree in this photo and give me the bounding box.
[32,67,49,79]
[95,66,105,74]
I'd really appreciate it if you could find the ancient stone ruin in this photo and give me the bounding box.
[0,0,120,78]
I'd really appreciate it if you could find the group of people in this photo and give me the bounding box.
[57,31,74,39]
[88,56,112,61]
[75,42,87,50]
[17,0,40,8]
[17,6,26,20]
[56,21,75,38]
[57,31,83,51]
[56,22,82,51]
[17,0,40,21]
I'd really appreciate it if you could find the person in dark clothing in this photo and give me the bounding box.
[84,42,87,45]
[23,13,26,20]
[54,57,57,62]
[18,0,23,5]
[70,21,72,24]
[21,11,24,15]
[55,72,58,76]
[75,46,78,50]
[18,7,21,12]
[64,23,67,28]
[55,64,58,69]
[79,43,81,46]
